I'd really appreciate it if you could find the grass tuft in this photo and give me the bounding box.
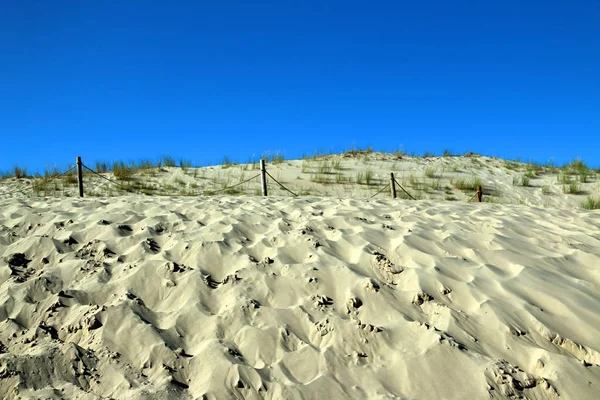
[112,161,134,180]
[364,168,374,185]
[568,158,588,174]
[272,151,285,164]
[161,155,177,168]
[332,158,342,171]
[513,175,530,187]
[356,171,365,185]
[179,159,192,170]
[581,196,600,210]
[563,182,581,194]
[424,167,437,178]
[95,161,109,173]
[451,177,483,191]
[13,165,28,179]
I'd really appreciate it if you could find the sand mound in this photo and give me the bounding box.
[1,196,599,399]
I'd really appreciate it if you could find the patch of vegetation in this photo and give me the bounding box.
[393,147,404,159]
[344,145,374,158]
[179,159,192,170]
[451,177,483,191]
[541,185,551,195]
[557,172,571,185]
[483,196,505,204]
[221,156,236,168]
[335,172,348,184]
[581,196,600,210]
[424,167,437,178]
[311,173,331,184]
[332,158,342,171]
[95,161,109,173]
[356,171,365,185]
[364,168,374,185]
[301,160,312,173]
[568,158,588,175]
[13,165,28,179]
[408,173,418,186]
[272,151,285,164]
[240,157,257,171]
[317,160,332,175]
[161,155,177,168]
[513,175,530,187]
[310,150,328,160]
[504,160,521,171]
[112,161,134,180]
[563,181,581,194]
[525,161,543,176]
[65,173,78,185]
[43,166,60,179]
[138,159,156,171]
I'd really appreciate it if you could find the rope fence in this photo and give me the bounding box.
[82,164,136,193]
[203,173,261,195]
[393,178,417,201]
[265,171,298,197]
[0,165,77,197]
[370,183,390,198]
[1,156,486,203]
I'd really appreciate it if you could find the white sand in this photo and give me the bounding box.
[2,153,599,209]
[1,195,599,399]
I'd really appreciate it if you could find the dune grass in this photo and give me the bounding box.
[332,158,342,171]
[95,161,109,173]
[513,175,530,187]
[563,181,581,194]
[451,176,483,191]
[179,159,193,170]
[12,165,28,179]
[161,155,177,168]
[317,160,333,175]
[581,196,600,210]
[112,161,135,181]
[311,173,331,184]
[424,167,437,178]
[364,168,374,185]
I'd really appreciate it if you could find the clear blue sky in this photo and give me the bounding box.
[1,0,599,173]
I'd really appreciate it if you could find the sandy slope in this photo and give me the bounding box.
[1,153,599,210]
[1,196,600,399]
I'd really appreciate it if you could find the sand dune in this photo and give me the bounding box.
[1,195,599,399]
[2,153,599,210]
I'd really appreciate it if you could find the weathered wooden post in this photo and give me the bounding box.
[76,156,84,197]
[390,172,397,199]
[477,185,483,202]
[260,159,268,196]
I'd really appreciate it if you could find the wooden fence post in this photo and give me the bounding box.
[76,156,84,197]
[260,159,268,196]
[390,172,397,199]
[477,185,482,202]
